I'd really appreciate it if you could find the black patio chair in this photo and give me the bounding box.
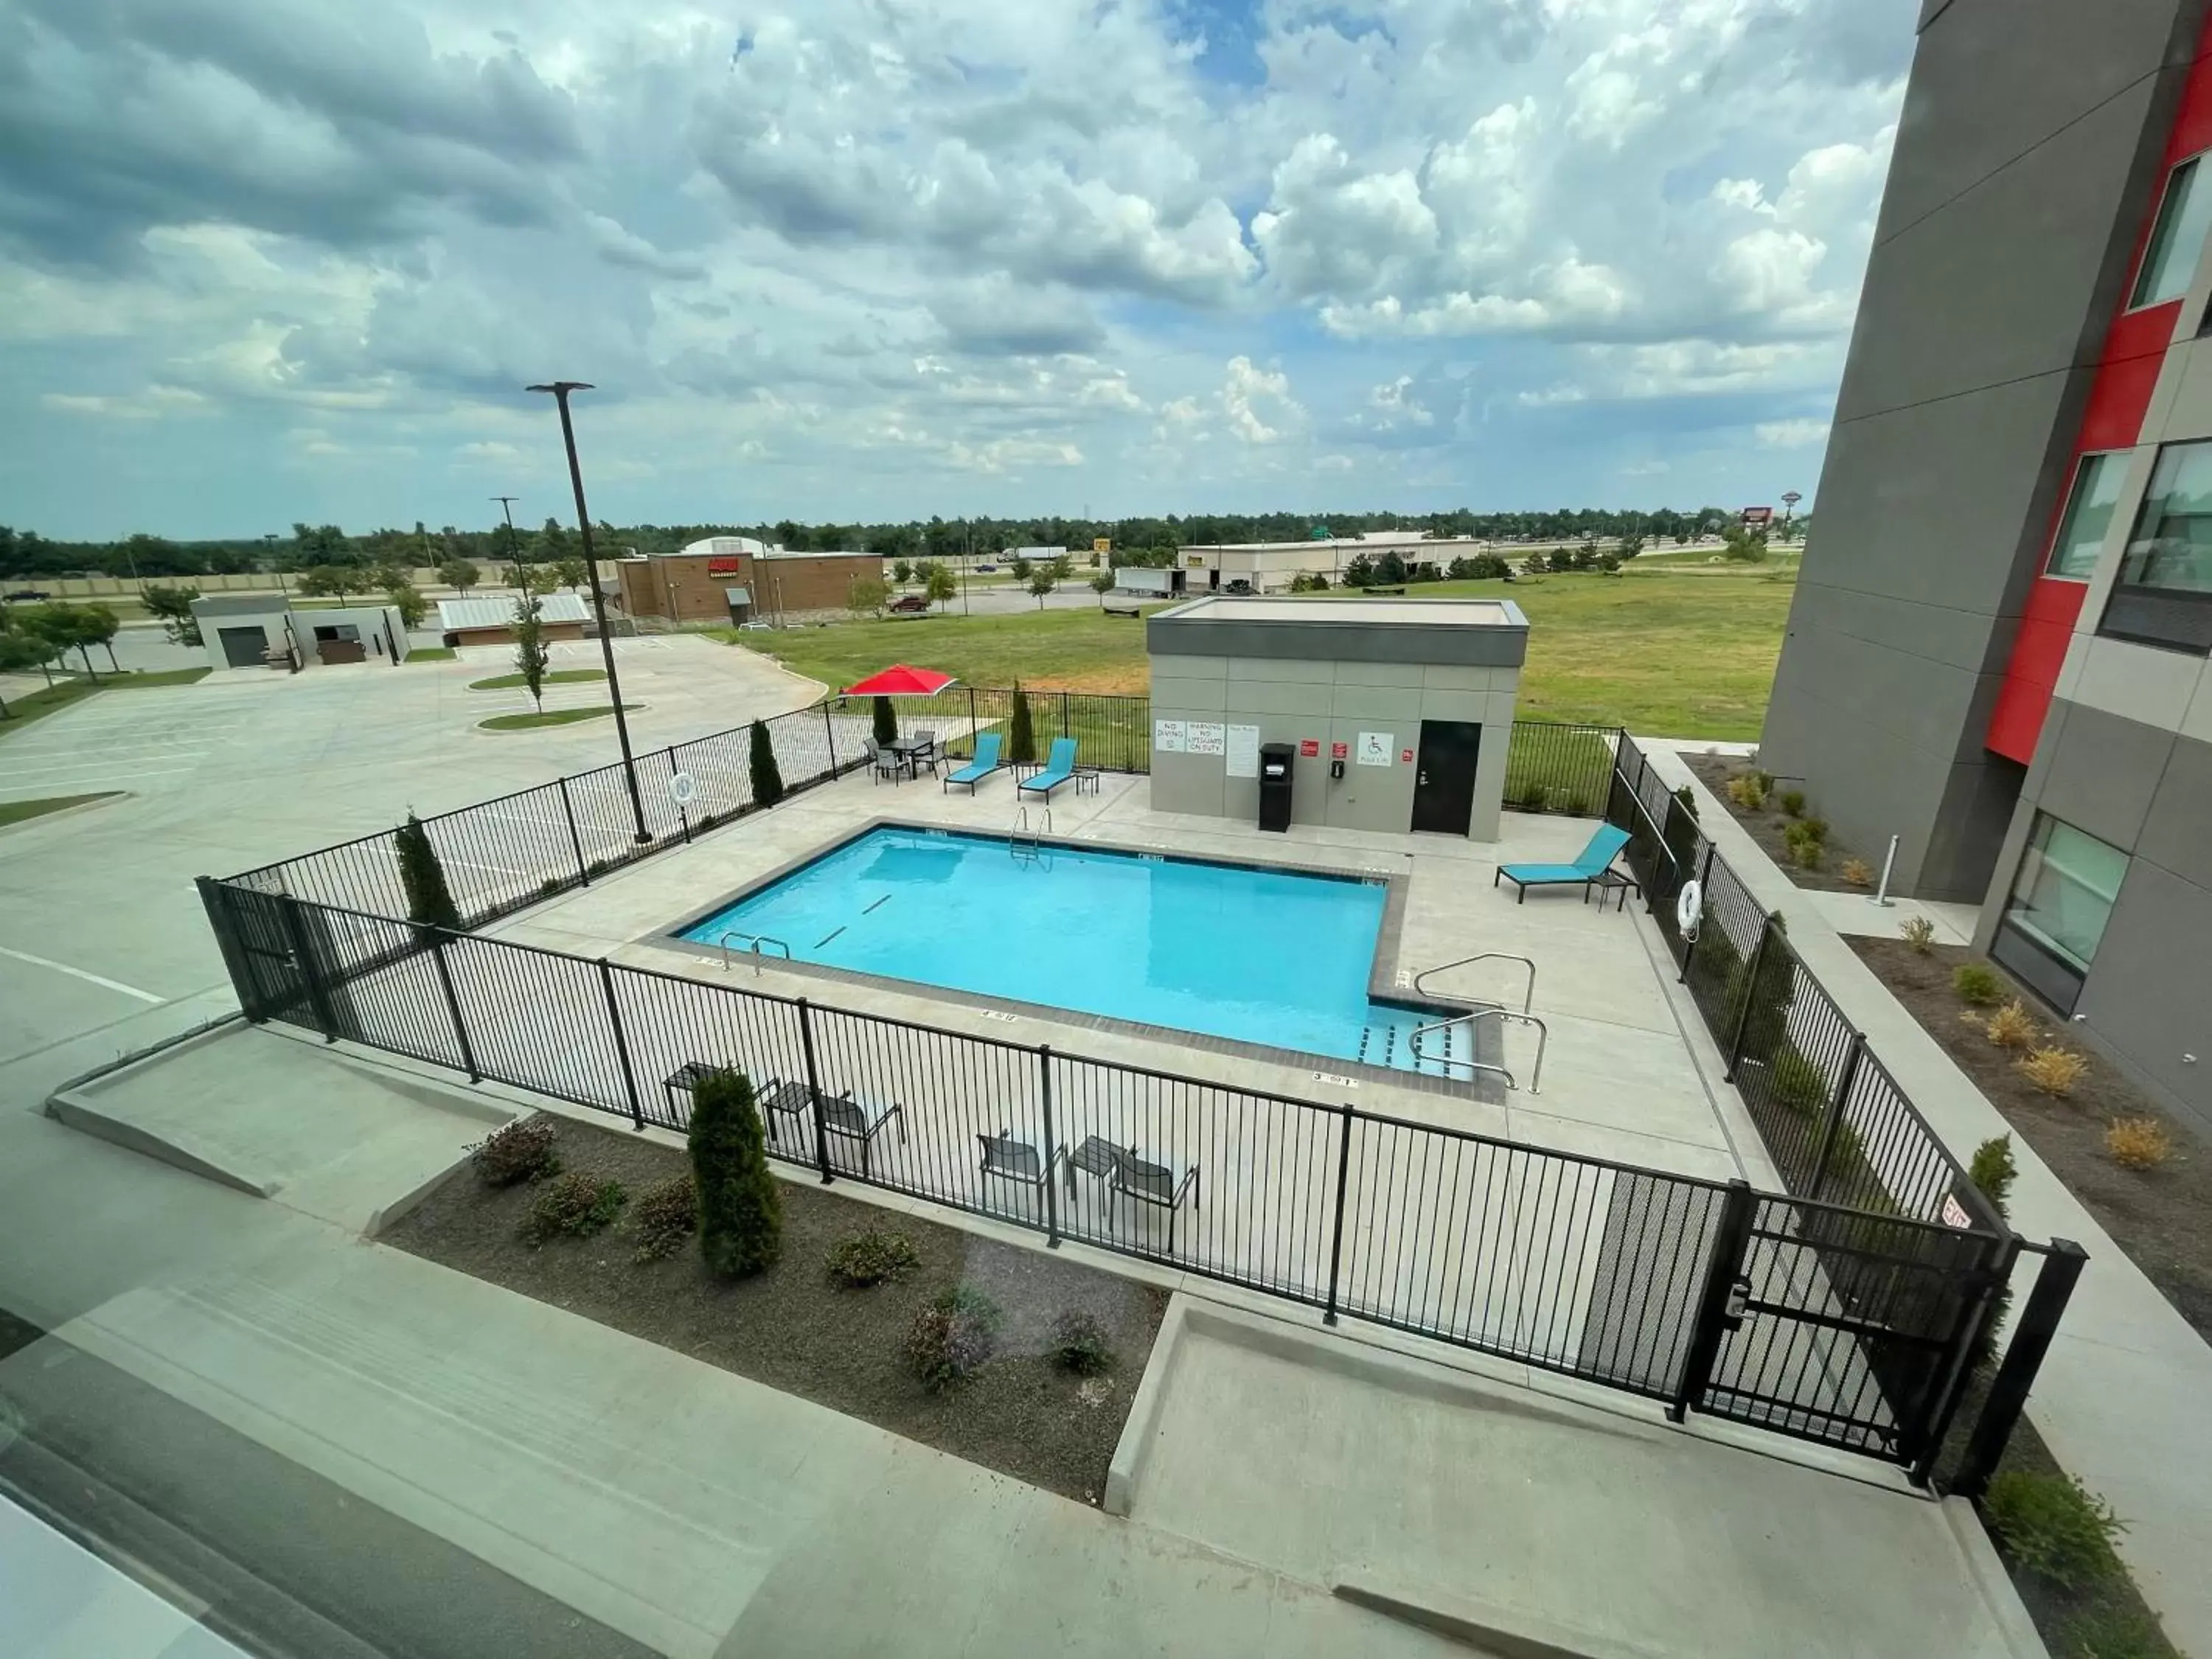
[978,1126,1064,1211]
[818,1092,905,1175]
[664,1063,782,1130]
[1113,1150,1201,1254]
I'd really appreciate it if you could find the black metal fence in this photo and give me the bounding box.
[197,877,2012,1476]
[1503,718,1618,815]
[842,686,1154,776]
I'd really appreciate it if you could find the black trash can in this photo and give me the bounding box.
[1259,741,1295,832]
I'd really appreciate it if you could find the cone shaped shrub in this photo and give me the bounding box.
[689,1068,782,1277]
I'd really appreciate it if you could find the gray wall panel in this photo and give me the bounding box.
[2076,859,2212,1138]
[2035,701,2177,848]
[2132,729,2212,888]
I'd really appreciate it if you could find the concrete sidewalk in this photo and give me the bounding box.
[1652,742,2212,1657]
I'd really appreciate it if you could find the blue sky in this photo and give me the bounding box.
[0,0,1919,539]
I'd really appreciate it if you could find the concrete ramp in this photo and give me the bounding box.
[46,1026,513,1233]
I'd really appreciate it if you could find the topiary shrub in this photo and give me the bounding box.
[1047,1310,1114,1375]
[827,1229,920,1287]
[749,718,785,806]
[1983,1470,2126,1591]
[470,1117,561,1187]
[521,1172,627,1245]
[1007,681,1036,765]
[1964,1135,2017,1374]
[872,695,898,746]
[1952,961,2004,1006]
[395,811,464,931]
[905,1285,1001,1391]
[631,1174,697,1261]
[689,1068,782,1277]
[1673,783,1698,821]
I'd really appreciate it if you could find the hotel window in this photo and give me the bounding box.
[2045,452,2127,579]
[2130,154,2212,309]
[1993,815,2127,1012]
[2101,438,2212,650]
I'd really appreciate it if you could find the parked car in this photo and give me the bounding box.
[1223,578,1253,595]
[887,594,932,614]
[4,588,51,602]
[974,563,997,573]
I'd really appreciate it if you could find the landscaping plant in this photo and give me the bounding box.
[826,1229,921,1287]
[1965,1135,2017,1372]
[2020,1046,2090,1098]
[2104,1118,2171,1171]
[395,811,465,932]
[905,1285,1001,1391]
[470,1117,561,1187]
[1840,856,1874,887]
[1983,999,2039,1051]
[521,1172,627,1245]
[872,694,897,746]
[1952,961,2004,1006]
[1982,1470,2126,1593]
[1007,681,1035,764]
[1766,1043,1832,1113]
[1672,783,1698,821]
[748,718,785,807]
[1725,773,1767,812]
[1899,915,1937,953]
[630,1175,698,1261]
[1778,788,1806,817]
[510,591,549,712]
[1047,1310,1115,1375]
[689,1068,783,1277]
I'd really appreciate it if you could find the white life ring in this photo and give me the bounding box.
[1674,878,1703,939]
[668,771,697,807]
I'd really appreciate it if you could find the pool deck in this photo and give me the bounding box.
[486,769,1769,1191]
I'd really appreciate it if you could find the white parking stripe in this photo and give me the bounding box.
[0,944,164,1003]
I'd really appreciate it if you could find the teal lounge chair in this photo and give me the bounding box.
[1495,823,1632,904]
[1018,736,1079,801]
[942,731,1005,794]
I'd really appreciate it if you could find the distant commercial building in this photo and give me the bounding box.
[436,593,590,648]
[1760,0,2212,1133]
[190,594,412,672]
[613,537,886,626]
[1168,533,1500,594]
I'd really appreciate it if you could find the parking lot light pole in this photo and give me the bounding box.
[527,380,651,844]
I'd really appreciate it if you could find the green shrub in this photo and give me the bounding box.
[1778,788,1806,817]
[1753,769,1775,793]
[905,1285,1001,1391]
[521,1172,627,1245]
[1767,1043,1832,1113]
[395,812,464,931]
[1007,681,1035,764]
[689,1068,782,1278]
[872,695,897,745]
[631,1175,697,1261]
[1953,961,2004,1006]
[1900,915,1936,953]
[1673,783,1698,821]
[1798,817,1829,844]
[827,1229,920,1287]
[1983,1470,2126,1591]
[1969,1135,2017,1215]
[748,718,785,806]
[2062,1601,2172,1658]
[1047,1310,1115,1374]
[1790,838,1823,872]
[1559,793,1590,816]
[1720,915,1795,1056]
[470,1118,561,1187]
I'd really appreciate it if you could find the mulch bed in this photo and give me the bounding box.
[1848,937,2210,1342]
[382,1115,1167,1505]
[1683,751,1869,892]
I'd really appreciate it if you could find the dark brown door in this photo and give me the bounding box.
[1411,720,1481,834]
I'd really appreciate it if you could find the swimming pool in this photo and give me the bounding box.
[675,827,1469,1077]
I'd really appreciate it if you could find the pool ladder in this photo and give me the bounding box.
[1010,805,1052,865]
[716,929,792,975]
[1407,1006,1548,1093]
[1412,952,1537,1014]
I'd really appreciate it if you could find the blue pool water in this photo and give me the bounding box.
[678,828,1463,1074]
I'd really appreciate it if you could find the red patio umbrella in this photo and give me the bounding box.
[841,664,958,697]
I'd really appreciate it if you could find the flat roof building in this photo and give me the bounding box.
[436,592,591,647]
[614,539,885,627]
[189,593,412,672]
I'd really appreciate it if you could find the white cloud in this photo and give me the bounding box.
[1220,356,1302,445]
[1756,417,1831,448]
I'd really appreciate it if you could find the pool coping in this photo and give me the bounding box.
[636,815,1508,1103]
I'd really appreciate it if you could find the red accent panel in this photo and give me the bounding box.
[2076,343,2168,450]
[1987,583,2089,764]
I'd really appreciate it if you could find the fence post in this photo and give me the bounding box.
[1322,1102,1356,1326]
[596,958,645,1130]
[1039,1045,1060,1248]
[279,895,341,1043]
[1680,843,1714,982]
[1060,689,1071,748]
[1804,1032,1865,1202]
[557,776,591,886]
[1950,1241,2087,1498]
[967,686,979,757]
[1669,1179,1757,1423]
[796,998,832,1183]
[1723,917,1775,1082]
[430,933,480,1082]
[821,702,838,777]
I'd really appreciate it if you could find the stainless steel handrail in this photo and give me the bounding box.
[717,930,791,974]
[1408,1006,1549,1093]
[1411,951,1536,1014]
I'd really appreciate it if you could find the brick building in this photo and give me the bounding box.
[613,537,887,626]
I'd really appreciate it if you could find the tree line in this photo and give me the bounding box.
[1,504,1803,582]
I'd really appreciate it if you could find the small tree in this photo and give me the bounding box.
[690,1068,782,1277]
[872,695,898,745]
[1090,569,1116,605]
[1008,681,1035,764]
[891,558,914,585]
[748,718,785,806]
[1049,552,1073,580]
[512,593,549,712]
[0,628,60,689]
[847,575,888,618]
[80,601,122,672]
[1027,570,1057,608]
[299,565,359,601]
[1009,555,1034,580]
[439,557,480,593]
[925,563,958,610]
[143,585,203,645]
[1374,551,1408,585]
[386,584,428,630]
[394,812,463,931]
[1343,553,1374,588]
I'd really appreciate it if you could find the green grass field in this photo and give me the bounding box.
[479,703,640,732]
[468,668,606,692]
[0,792,122,827]
[0,667,212,741]
[730,567,1795,739]
[406,647,457,663]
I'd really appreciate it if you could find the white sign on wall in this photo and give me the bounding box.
[1186,721,1226,757]
[1225,724,1260,778]
[1356,731,1394,767]
[1153,719,1186,753]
